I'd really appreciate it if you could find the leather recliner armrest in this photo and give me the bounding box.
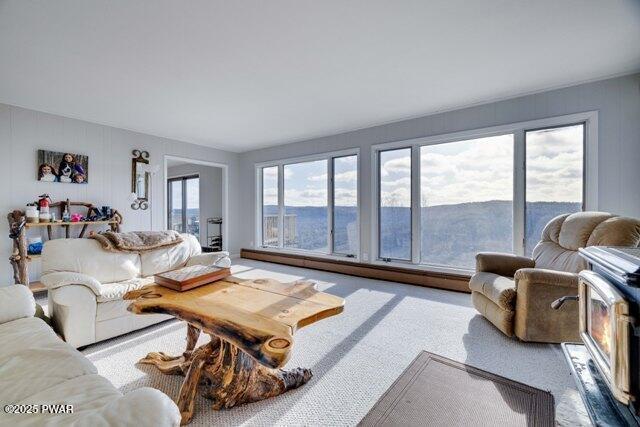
[514,268,579,289]
[513,268,580,343]
[475,252,535,277]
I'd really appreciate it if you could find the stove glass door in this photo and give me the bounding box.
[588,287,612,362]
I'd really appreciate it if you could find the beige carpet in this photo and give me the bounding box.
[72,260,589,426]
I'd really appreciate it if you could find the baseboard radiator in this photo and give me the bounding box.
[240,248,471,293]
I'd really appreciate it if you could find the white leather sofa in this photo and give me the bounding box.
[0,285,180,426]
[41,233,230,348]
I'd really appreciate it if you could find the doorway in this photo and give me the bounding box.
[164,156,228,251]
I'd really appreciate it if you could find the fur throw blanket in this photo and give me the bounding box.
[90,230,183,253]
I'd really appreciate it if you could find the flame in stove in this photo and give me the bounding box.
[590,298,611,359]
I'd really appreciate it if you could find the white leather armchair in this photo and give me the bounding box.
[41,234,231,348]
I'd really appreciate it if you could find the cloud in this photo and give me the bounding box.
[334,189,357,206]
[284,188,327,206]
[262,166,293,180]
[381,156,411,177]
[377,131,582,206]
[526,125,583,202]
[263,166,278,179]
[262,187,278,205]
[308,170,357,184]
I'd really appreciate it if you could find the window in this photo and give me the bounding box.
[284,159,328,251]
[169,179,183,232]
[257,150,359,257]
[333,155,358,255]
[379,148,412,260]
[374,113,594,271]
[525,123,584,255]
[168,175,200,238]
[261,166,279,247]
[420,135,514,269]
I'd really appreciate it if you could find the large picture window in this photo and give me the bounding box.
[420,135,514,269]
[258,150,359,257]
[375,113,593,271]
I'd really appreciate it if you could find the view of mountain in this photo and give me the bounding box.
[263,200,580,269]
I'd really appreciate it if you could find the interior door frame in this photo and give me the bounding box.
[164,155,229,251]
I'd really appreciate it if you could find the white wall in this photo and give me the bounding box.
[238,73,640,259]
[0,104,241,284]
[167,163,223,246]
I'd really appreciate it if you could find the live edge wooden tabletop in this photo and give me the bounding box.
[123,276,345,424]
[124,276,344,368]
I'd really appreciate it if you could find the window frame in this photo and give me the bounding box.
[371,111,598,275]
[255,148,361,260]
[523,122,587,256]
[260,166,280,248]
[376,146,414,262]
[167,173,200,236]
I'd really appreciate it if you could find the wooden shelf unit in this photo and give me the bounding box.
[7,201,122,289]
[28,281,47,294]
[26,220,118,228]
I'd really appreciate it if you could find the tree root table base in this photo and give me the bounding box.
[140,325,313,424]
[124,278,344,425]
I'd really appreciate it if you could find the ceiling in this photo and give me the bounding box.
[1,1,639,153]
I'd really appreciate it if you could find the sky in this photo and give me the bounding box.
[381,125,583,207]
[261,124,583,208]
[263,155,357,207]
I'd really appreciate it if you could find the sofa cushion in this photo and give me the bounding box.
[469,272,516,310]
[0,317,97,403]
[42,238,140,283]
[587,216,640,247]
[139,233,201,277]
[532,241,587,273]
[558,211,614,250]
[96,276,156,303]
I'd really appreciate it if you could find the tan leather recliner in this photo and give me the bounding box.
[470,211,640,343]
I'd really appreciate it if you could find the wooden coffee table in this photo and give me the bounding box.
[123,276,344,424]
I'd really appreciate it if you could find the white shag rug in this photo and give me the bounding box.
[72,260,589,426]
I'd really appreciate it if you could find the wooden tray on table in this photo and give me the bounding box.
[154,265,231,291]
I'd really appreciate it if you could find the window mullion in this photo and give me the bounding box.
[278,164,284,248]
[327,157,334,254]
[181,178,187,233]
[411,145,421,264]
[513,129,526,256]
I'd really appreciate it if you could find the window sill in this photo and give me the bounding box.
[369,259,474,277]
[243,247,471,293]
[256,246,359,263]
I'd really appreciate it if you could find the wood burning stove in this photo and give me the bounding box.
[562,246,640,425]
[579,269,633,405]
